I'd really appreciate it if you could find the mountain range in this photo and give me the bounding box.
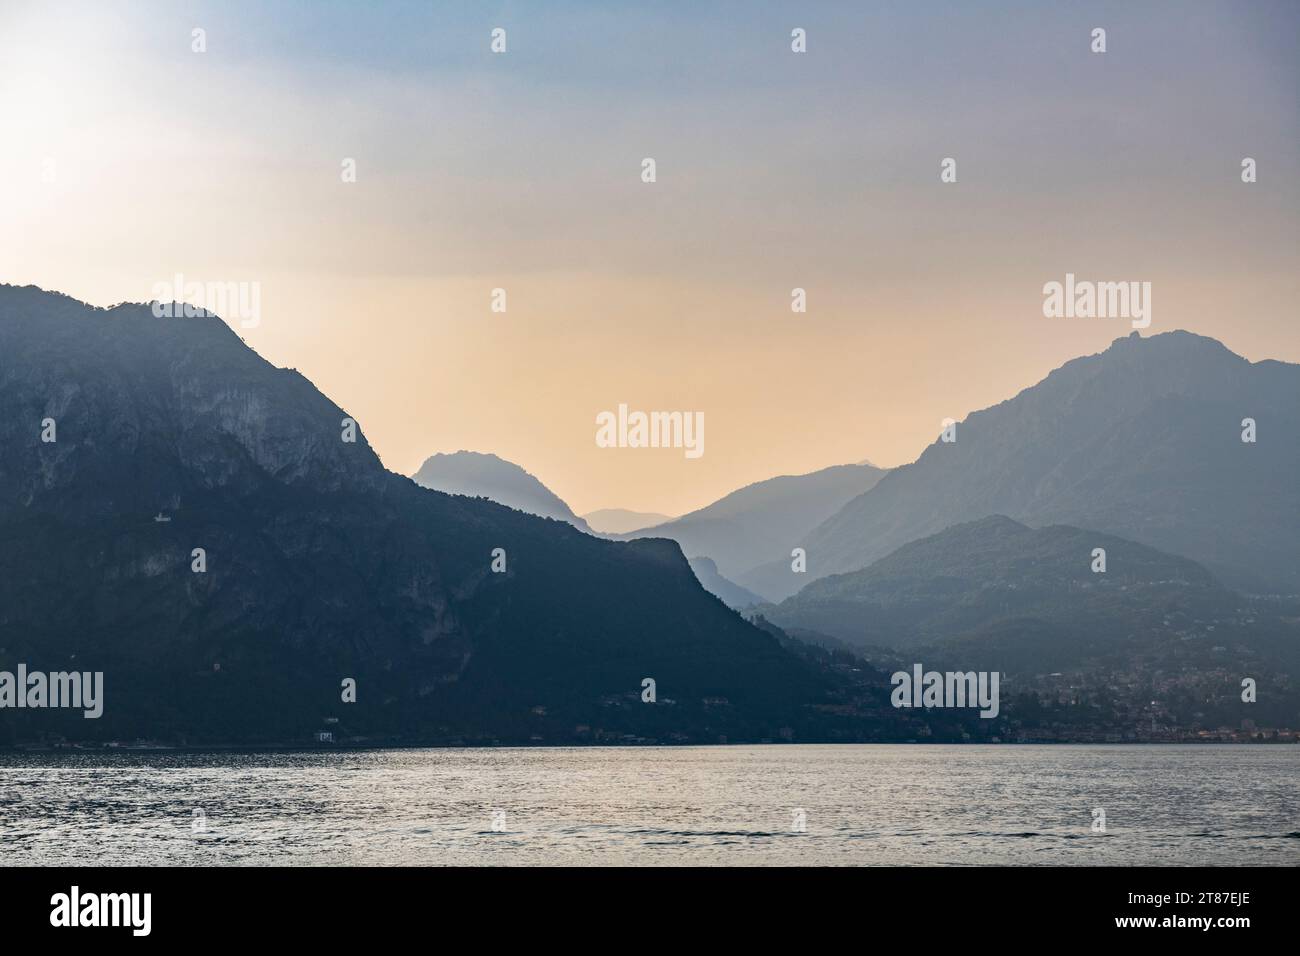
[0,285,839,745]
[410,451,769,608]
[615,462,888,598]
[2,284,1293,743]
[762,515,1300,727]
[744,331,1300,601]
[766,515,1235,654]
[409,448,881,610]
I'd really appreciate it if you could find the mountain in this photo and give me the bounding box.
[618,463,887,597]
[764,516,1300,686]
[688,557,765,610]
[582,508,672,535]
[767,515,1226,648]
[746,332,1300,601]
[0,285,834,745]
[412,451,591,533]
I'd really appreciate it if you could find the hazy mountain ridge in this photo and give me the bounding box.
[688,557,766,610]
[763,516,1300,709]
[746,331,1300,600]
[616,462,888,596]
[409,450,762,609]
[412,450,592,533]
[766,515,1232,647]
[583,508,672,535]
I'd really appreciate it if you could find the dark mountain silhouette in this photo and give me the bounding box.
[616,462,887,599]
[0,285,837,745]
[764,516,1300,684]
[412,450,592,533]
[582,508,672,535]
[746,332,1300,601]
[688,557,765,610]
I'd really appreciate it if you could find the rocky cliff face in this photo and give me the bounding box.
[0,286,384,522]
[0,285,821,745]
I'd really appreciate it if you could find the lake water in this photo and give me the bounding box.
[0,745,1295,865]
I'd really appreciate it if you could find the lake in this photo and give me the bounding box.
[0,745,1295,865]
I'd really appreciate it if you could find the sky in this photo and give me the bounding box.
[1,0,1297,516]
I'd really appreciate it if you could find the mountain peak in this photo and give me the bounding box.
[1102,328,1245,361]
[412,450,591,532]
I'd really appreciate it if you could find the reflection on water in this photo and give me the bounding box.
[0,745,1295,865]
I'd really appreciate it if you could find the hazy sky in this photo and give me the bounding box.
[1,0,1296,515]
